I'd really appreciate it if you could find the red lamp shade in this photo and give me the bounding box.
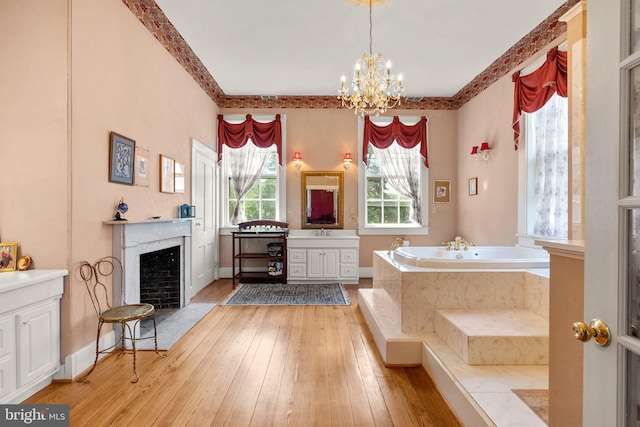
[480,142,490,151]
[293,152,302,161]
[343,152,353,162]
[470,146,479,155]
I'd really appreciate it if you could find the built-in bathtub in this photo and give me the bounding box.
[360,247,551,426]
[365,248,550,357]
[391,245,549,269]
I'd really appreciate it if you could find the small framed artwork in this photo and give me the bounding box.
[433,180,451,203]
[109,132,136,185]
[135,146,150,187]
[0,242,18,272]
[174,161,185,194]
[469,177,478,196]
[160,154,175,193]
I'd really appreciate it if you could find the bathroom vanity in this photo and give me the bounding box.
[287,230,359,284]
[0,269,66,403]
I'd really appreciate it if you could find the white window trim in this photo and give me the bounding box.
[516,43,568,248]
[516,98,568,248]
[357,115,430,236]
[219,114,286,236]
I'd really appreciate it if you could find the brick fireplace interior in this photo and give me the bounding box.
[139,246,181,309]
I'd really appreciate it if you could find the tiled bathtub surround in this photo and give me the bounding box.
[361,251,551,426]
[373,251,549,334]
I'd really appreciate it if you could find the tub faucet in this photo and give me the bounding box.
[454,236,463,251]
[388,237,404,255]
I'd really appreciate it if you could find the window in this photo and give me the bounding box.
[520,93,569,239]
[365,144,421,226]
[223,144,278,225]
[219,115,286,229]
[358,116,429,235]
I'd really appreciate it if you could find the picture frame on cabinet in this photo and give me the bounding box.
[109,132,136,185]
[433,180,451,203]
[469,177,478,196]
[135,146,150,187]
[0,242,18,272]
[160,154,175,193]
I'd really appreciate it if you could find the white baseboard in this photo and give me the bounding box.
[54,331,115,380]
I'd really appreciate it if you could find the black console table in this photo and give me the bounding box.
[231,220,289,288]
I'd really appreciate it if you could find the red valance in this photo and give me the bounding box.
[363,116,429,167]
[512,47,568,150]
[217,114,283,165]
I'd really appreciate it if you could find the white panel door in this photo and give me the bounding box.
[191,139,218,295]
[322,249,340,278]
[307,250,323,278]
[17,300,58,387]
[584,1,640,425]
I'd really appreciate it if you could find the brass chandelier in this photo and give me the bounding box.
[338,0,404,116]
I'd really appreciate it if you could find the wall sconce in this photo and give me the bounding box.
[343,153,353,170]
[293,151,302,171]
[470,142,491,167]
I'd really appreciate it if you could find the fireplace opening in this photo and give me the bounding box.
[140,246,181,309]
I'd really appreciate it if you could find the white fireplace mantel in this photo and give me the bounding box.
[105,219,192,308]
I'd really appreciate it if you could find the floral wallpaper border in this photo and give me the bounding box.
[122,0,579,111]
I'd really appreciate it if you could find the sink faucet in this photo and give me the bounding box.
[321,228,325,236]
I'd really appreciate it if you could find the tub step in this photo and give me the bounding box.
[434,309,549,365]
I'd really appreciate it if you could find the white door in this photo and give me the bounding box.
[584,1,640,425]
[323,249,340,278]
[191,139,218,295]
[307,249,323,278]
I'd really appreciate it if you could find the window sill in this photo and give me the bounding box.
[358,226,430,236]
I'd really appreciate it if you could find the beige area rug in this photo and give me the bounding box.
[512,389,549,425]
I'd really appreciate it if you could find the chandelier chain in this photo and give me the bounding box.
[369,0,373,56]
[338,0,404,116]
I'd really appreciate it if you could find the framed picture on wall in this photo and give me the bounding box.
[469,177,478,196]
[135,146,150,187]
[109,132,136,185]
[160,154,175,193]
[174,161,185,194]
[433,180,451,203]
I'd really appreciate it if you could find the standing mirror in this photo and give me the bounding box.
[301,171,344,229]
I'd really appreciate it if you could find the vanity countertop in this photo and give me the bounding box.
[287,230,358,239]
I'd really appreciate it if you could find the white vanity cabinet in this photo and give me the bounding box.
[0,270,66,403]
[287,233,359,284]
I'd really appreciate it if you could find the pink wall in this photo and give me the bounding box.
[1,0,69,269]
[219,108,459,268]
[2,0,219,358]
[3,0,536,366]
[456,73,519,246]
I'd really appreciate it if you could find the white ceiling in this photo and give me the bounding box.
[154,0,566,98]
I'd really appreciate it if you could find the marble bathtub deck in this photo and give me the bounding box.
[359,288,548,427]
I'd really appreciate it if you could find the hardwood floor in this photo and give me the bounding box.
[26,280,461,426]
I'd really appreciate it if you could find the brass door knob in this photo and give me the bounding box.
[572,319,611,346]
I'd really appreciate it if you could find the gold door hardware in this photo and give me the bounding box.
[572,319,611,347]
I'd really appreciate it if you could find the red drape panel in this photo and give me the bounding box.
[512,47,567,150]
[217,114,283,165]
[363,116,429,167]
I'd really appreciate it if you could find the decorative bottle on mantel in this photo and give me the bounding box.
[113,197,129,221]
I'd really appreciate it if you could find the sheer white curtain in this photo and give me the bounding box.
[224,142,271,225]
[526,93,569,237]
[369,142,422,223]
